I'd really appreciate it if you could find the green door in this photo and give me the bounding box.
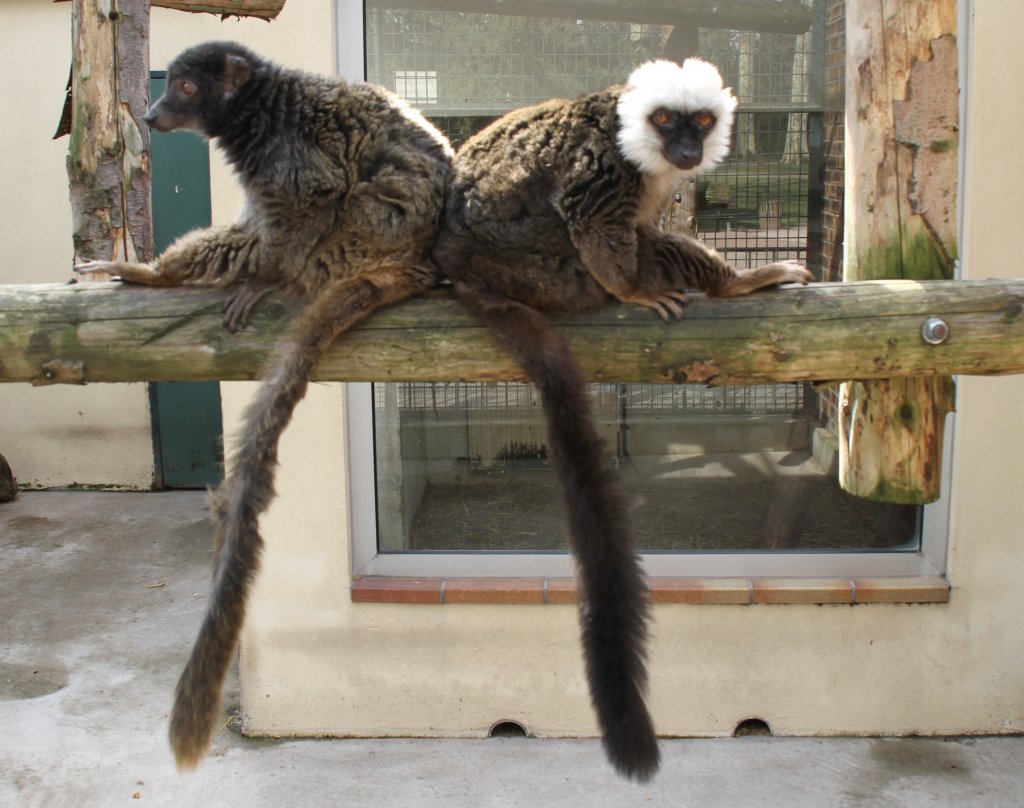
[149,74,224,489]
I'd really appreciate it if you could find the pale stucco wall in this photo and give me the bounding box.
[2,0,1020,740]
[236,0,1024,740]
[0,2,153,488]
[0,3,331,485]
[0,1,334,488]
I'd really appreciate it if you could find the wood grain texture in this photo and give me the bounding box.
[55,0,286,20]
[838,0,959,503]
[0,279,1020,386]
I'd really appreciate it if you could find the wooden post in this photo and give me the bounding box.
[67,0,152,267]
[838,0,958,503]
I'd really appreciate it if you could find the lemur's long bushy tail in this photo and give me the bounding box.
[169,267,435,769]
[455,284,659,782]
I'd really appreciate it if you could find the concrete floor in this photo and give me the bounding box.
[2,490,1023,808]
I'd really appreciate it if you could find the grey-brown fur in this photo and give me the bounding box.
[433,59,811,782]
[81,41,452,769]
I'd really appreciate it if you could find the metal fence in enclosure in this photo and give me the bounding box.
[367,13,667,118]
[367,5,825,426]
[366,11,820,111]
[375,381,808,417]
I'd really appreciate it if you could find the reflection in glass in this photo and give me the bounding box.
[366,2,921,554]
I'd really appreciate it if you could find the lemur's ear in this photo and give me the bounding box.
[222,53,252,96]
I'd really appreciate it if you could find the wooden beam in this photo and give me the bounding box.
[366,0,812,34]
[154,0,283,16]
[838,0,959,504]
[0,279,1021,386]
[54,0,286,20]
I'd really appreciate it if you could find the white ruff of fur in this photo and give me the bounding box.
[385,90,455,157]
[616,58,738,179]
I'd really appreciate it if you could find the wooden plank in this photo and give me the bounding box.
[838,0,959,504]
[0,279,1021,386]
[54,0,286,20]
[154,0,283,16]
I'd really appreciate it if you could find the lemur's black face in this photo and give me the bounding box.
[144,44,254,136]
[144,72,205,133]
[648,108,718,170]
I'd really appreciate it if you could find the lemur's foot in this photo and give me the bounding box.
[627,289,689,321]
[223,280,273,332]
[74,260,160,285]
[762,259,814,285]
[720,260,812,297]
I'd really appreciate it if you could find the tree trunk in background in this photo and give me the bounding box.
[736,32,757,155]
[780,30,810,163]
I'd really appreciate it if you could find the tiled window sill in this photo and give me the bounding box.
[351,576,950,605]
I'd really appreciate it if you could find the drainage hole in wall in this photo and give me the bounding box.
[733,718,773,737]
[488,719,529,738]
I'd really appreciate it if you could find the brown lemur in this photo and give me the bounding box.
[433,57,812,782]
[79,41,453,769]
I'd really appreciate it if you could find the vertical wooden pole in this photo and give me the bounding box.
[838,0,958,503]
[116,0,154,264]
[68,0,152,267]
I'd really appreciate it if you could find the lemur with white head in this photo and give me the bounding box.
[434,58,811,782]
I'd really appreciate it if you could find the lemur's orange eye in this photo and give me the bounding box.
[650,109,674,127]
[179,79,197,97]
[695,111,716,130]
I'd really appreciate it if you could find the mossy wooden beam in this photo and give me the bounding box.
[0,279,1021,386]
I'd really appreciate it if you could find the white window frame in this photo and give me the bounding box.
[338,0,958,580]
[347,384,953,578]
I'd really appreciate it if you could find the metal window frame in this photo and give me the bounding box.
[338,0,956,581]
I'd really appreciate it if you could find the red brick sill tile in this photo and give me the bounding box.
[350,576,950,605]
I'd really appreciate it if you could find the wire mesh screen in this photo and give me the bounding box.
[363,3,922,554]
[367,13,667,116]
[699,28,816,107]
[376,381,808,418]
[816,0,847,431]
[367,7,823,427]
[621,384,806,415]
[696,111,808,268]
[367,14,819,111]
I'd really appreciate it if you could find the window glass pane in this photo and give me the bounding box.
[366,1,921,555]
[372,381,919,553]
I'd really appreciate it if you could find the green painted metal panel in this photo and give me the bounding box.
[150,75,223,488]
